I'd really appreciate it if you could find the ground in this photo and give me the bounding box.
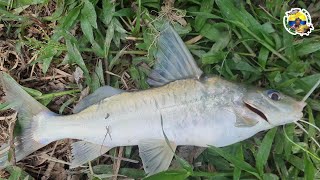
[0,0,320,179]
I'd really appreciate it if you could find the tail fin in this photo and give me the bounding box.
[0,72,53,168]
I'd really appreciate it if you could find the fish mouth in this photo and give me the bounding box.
[244,101,269,123]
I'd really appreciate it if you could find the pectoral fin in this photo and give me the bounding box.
[235,116,258,127]
[73,86,124,113]
[233,106,258,127]
[147,23,203,87]
[138,139,177,175]
[70,141,111,168]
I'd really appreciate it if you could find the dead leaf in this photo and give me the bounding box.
[73,67,84,85]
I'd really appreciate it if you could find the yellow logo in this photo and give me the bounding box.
[283,8,314,36]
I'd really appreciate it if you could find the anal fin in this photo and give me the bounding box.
[138,139,177,175]
[70,141,111,168]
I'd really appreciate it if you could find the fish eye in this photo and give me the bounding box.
[267,90,281,101]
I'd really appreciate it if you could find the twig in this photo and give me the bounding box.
[30,64,36,78]
[125,37,144,41]
[19,75,70,82]
[120,16,132,31]
[102,154,139,163]
[112,147,124,180]
[0,112,17,121]
[258,5,280,21]
[105,71,122,78]
[185,35,203,45]
[54,68,72,77]
[110,50,147,55]
[121,73,129,90]
[41,141,59,179]
[88,161,94,175]
[41,162,55,180]
[39,154,72,166]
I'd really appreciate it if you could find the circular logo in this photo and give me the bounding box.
[283,8,314,36]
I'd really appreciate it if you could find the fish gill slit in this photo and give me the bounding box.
[244,102,268,122]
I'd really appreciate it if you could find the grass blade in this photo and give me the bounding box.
[208,146,260,179]
[256,128,277,175]
[194,0,214,31]
[304,154,315,180]
[81,0,98,29]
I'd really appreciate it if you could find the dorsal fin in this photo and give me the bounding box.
[73,86,124,113]
[147,23,203,87]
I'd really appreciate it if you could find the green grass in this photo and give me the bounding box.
[0,0,320,179]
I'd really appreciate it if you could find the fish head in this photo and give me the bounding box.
[242,88,305,126]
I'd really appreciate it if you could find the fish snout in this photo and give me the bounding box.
[296,101,307,111]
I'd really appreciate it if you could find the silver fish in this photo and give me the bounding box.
[0,23,306,175]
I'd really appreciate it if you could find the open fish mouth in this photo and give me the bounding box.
[244,102,269,123]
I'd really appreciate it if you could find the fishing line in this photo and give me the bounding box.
[294,121,320,149]
[302,78,320,102]
[283,126,320,161]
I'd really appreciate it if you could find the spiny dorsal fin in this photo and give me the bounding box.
[138,139,177,175]
[147,23,203,87]
[70,141,111,168]
[73,86,124,113]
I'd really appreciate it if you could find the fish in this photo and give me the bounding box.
[0,23,307,175]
